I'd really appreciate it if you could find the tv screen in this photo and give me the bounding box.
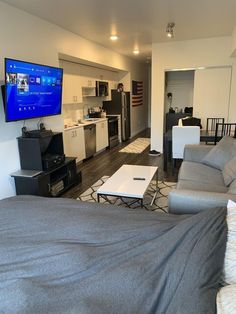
[5,58,63,122]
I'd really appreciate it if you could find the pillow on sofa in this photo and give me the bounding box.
[217,284,236,314]
[202,136,236,170]
[223,156,236,186]
[223,200,236,284]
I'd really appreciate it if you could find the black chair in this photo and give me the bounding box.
[206,118,224,144]
[184,107,193,114]
[181,116,202,128]
[214,123,236,144]
[206,118,225,132]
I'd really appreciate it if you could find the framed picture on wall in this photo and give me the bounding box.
[132,80,143,106]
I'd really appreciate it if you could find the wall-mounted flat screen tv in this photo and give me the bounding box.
[5,58,63,122]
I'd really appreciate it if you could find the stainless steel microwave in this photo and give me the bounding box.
[96,81,109,97]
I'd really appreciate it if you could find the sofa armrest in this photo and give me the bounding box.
[183,145,213,162]
[168,189,235,214]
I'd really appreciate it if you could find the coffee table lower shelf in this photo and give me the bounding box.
[97,193,146,208]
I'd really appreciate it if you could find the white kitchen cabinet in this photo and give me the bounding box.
[82,86,96,97]
[62,74,82,104]
[96,120,109,152]
[63,127,85,162]
[80,77,95,88]
[81,78,96,97]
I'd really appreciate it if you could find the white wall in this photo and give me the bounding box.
[147,64,151,127]
[231,26,236,57]
[193,67,231,129]
[0,1,148,199]
[151,36,236,152]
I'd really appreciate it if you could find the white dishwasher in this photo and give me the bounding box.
[84,124,96,158]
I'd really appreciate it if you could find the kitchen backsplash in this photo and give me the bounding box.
[63,98,104,123]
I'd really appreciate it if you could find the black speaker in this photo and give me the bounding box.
[18,132,64,170]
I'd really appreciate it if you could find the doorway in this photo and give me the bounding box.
[164,70,195,131]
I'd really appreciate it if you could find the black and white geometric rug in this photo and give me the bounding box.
[77,176,176,213]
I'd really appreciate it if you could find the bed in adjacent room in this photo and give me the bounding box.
[0,196,227,313]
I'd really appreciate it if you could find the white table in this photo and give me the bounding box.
[97,164,158,207]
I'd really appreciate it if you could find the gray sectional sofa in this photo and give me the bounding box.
[168,136,236,214]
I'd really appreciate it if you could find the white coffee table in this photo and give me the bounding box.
[97,164,158,208]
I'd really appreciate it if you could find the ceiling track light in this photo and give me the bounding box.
[166,22,175,39]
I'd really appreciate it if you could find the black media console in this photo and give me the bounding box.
[11,132,81,197]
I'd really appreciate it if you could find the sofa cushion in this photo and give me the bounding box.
[202,136,236,170]
[223,156,236,186]
[178,161,226,187]
[177,179,228,193]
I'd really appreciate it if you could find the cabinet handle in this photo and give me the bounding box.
[72,130,77,137]
[48,183,51,193]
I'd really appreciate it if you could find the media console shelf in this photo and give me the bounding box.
[12,132,81,197]
[11,157,80,197]
[11,157,81,196]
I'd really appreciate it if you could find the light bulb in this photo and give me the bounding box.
[110,35,118,41]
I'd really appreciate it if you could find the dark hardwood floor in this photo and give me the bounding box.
[63,128,178,199]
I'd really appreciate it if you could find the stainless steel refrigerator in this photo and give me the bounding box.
[103,90,131,141]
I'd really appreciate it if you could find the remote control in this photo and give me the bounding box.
[133,177,146,180]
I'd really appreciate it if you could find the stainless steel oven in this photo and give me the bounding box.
[107,116,119,148]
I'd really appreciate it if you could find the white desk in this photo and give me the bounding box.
[97,164,158,207]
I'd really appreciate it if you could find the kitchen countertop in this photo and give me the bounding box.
[64,117,108,131]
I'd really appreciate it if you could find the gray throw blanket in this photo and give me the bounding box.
[0,196,227,314]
